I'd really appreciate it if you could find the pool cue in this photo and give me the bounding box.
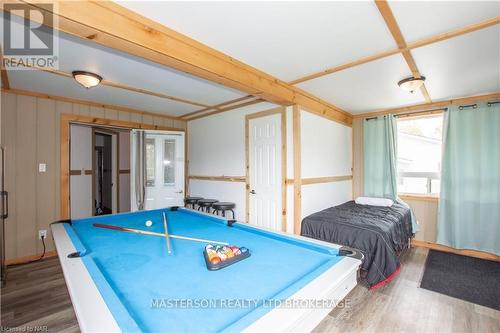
[93,223,229,245]
[162,212,172,255]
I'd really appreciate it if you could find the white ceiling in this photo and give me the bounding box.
[3,2,499,116]
[389,0,500,42]
[54,32,246,106]
[118,1,396,81]
[412,25,500,101]
[297,53,425,112]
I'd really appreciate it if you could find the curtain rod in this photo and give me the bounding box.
[395,108,446,118]
[458,103,477,110]
[365,107,447,121]
[366,99,500,120]
[458,100,500,110]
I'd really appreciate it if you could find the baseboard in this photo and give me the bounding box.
[5,251,58,266]
[411,239,500,262]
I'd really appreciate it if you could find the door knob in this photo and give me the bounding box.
[175,190,183,194]
[250,190,256,194]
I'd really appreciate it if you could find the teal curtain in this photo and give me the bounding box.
[363,114,398,199]
[363,114,418,233]
[437,102,500,255]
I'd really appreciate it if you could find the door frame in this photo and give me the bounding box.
[91,128,119,215]
[60,114,185,219]
[245,107,287,231]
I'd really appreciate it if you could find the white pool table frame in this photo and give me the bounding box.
[51,209,361,333]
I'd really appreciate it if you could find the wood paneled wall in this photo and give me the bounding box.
[0,91,186,260]
[351,118,438,242]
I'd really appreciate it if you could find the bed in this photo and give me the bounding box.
[301,200,413,288]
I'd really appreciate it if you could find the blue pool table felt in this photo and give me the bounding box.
[65,209,345,332]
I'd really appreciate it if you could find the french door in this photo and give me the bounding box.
[131,130,185,211]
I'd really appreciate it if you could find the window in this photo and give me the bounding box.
[145,138,155,187]
[397,115,443,195]
[163,139,175,185]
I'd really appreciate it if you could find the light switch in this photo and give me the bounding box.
[39,163,47,173]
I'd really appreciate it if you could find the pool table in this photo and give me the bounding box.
[51,207,362,333]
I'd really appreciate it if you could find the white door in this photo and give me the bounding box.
[131,131,185,210]
[249,114,282,231]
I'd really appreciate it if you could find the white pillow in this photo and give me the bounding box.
[355,197,394,207]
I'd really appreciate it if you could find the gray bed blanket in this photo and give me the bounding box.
[301,200,413,287]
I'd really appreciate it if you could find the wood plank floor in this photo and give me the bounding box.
[1,247,499,332]
[314,247,500,333]
[1,257,79,332]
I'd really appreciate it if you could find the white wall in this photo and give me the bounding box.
[300,111,353,219]
[188,102,277,221]
[301,181,352,218]
[301,111,352,177]
[189,180,245,219]
[188,104,353,233]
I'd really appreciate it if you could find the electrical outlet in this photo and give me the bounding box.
[38,230,47,240]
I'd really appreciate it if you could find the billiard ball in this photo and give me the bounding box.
[230,246,241,256]
[210,256,221,265]
[225,247,235,258]
[206,249,220,264]
[145,220,153,227]
[216,249,228,261]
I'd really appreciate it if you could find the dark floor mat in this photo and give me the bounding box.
[420,250,500,310]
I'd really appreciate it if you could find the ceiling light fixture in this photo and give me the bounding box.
[72,71,103,89]
[398,76,426,93]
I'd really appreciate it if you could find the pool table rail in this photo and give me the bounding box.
[51,222,122,332]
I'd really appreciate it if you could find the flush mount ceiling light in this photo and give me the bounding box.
[72,71,103,89]
[398,76,426,93]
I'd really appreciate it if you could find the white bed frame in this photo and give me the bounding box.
[51,210,361,333]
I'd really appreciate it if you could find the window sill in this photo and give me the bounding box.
[399,193,439,203]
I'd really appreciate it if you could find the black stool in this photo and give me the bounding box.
[212,202,236,219]
[197,199,218,213]
[184,196,203,209]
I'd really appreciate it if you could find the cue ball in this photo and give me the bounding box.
[145,220,153,227]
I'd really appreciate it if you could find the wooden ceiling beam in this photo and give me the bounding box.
[288,48,401,85]
[374,0,407,49]
[353,92,500,118]
[11,0,350,125]
[289,16,499,86]
[400,50,432,102]
[180,95,255,119]
[407,16,500,50]
[187,98,265,121]
[375,0,432,103]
